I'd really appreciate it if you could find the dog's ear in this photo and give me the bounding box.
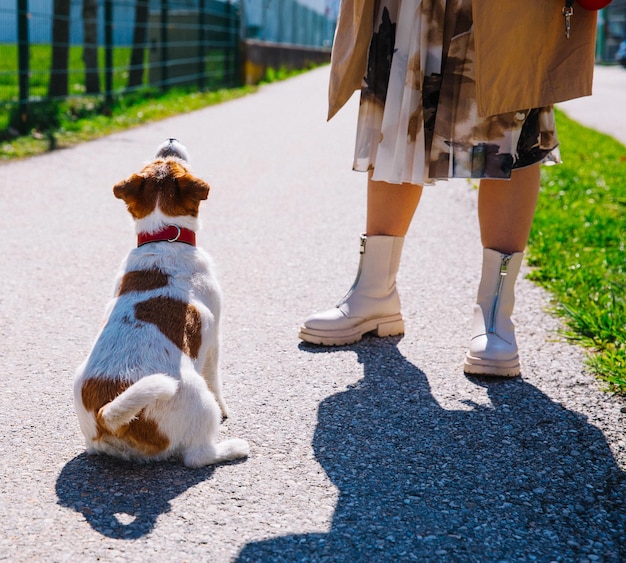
[113,173,144,203]
[177,173,210,201]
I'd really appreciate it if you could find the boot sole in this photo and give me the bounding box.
[298,314,405,346]
[463,353,521,377]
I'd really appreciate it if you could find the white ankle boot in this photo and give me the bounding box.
[464,248,524,377]
[299,235,405,346]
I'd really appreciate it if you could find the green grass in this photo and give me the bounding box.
[0,42,238,137]
[528,109,626,392]
[0,45,138,101]
[0,44,232,103]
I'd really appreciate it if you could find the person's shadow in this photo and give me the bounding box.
[238,337,626,561]
[56,454,217,539]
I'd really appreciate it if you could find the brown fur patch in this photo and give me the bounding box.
[117,269,169,296]
[113,159,210,220]
[104,415,169,456]
[81,378,170,456]
[134,296,202,359]
[82,378,130,413]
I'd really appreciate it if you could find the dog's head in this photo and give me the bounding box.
[113,140,210,220]
[154,138,189,162]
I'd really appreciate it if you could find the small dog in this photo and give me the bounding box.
[74,139,249,468]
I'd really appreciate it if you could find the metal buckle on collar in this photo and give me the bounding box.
[167,225,181,242]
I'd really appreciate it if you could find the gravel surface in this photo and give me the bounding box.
[1,65,624,562]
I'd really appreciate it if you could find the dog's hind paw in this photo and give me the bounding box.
[183,439,249,468]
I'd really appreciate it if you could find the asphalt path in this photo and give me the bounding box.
[1,65,625,562]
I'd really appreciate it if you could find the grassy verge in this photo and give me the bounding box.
[0,85,257,160]
[528,109,626,392]
[0,65,312,161]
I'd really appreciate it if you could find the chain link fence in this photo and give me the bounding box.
[1,0,336,133]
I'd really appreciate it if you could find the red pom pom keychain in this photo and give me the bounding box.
[577,0,612,9]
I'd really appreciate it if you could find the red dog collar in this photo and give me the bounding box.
[137,225,196,247]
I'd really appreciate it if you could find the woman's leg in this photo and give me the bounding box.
[299,176,422,345]
[465,163,541,376]
[477,163,541,252]
[367,175,423,236]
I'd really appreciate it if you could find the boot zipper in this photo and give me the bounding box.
[338,235,367,306]
[488,253,512,334]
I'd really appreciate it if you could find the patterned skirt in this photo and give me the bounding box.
[354,0,560,185]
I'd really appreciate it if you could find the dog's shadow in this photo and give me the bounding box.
[237,336,626,561]
[56,453,218,539]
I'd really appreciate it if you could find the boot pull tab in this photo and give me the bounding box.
[359,234,367,254]
[500,254,512,276]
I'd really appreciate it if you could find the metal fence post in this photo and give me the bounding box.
[198,0,206,90]
[225,0,232,86]
[104,0,113,106]
[161,0,169,90]
[17,0,30,121]
[230,0,240,87]
[277,0,284,43]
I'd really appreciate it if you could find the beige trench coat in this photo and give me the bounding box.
[328,0,597,120]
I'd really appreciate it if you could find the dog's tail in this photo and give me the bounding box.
[97,374,178,432]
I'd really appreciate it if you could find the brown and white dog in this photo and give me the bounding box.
[74,139,249,468]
